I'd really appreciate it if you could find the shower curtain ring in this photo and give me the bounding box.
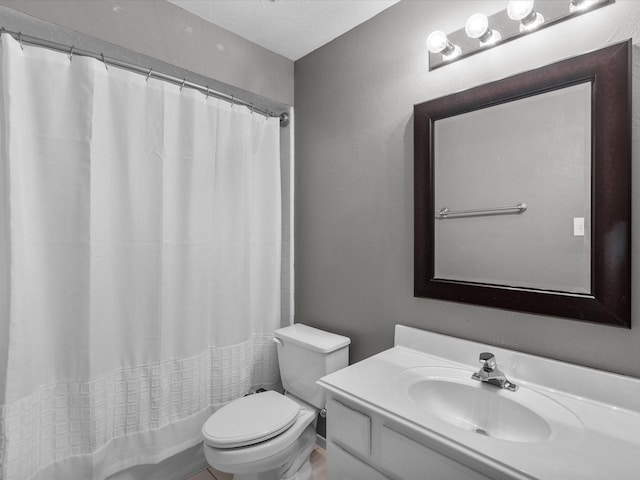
[69,45,74,62]
[18,31,23,50]
[146,68,152,82]
[205,87,210,99]
[100,53,108,71]
[250,104,254,114]
[180,78,186,91]
[231,95,235,107]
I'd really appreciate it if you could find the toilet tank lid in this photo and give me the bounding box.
[274,324,350,353]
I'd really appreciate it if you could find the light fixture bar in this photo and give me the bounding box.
[428,0,613,70]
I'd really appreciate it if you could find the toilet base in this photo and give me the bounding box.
[233,459,311,480]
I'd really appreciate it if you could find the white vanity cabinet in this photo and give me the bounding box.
[325,397,491,480]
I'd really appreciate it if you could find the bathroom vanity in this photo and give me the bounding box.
[318,326,640,479]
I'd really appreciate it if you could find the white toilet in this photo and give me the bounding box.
[202,324,350,480]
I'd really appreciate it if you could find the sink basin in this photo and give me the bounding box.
[395,367,583,443]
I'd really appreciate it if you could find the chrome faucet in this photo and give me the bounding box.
[471,352,519,392]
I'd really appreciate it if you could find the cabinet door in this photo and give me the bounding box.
[326,399,371,457]
[380,426,491,480]
[327,443,390,480]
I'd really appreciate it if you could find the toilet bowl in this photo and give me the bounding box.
[201,324,350,480]
[202,392,317,480]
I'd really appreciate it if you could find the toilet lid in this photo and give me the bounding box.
[202,391,300,448]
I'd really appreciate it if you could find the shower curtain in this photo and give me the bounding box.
[0,34,282,480]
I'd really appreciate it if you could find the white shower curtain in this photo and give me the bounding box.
[0,34,282,480]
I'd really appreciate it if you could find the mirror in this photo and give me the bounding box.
[414,40,631,327]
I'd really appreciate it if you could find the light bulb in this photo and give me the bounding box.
[426,31,461,61]
[465,13,489,39]
[507,0,534,20]
[507,0,544,32]
[465,13,502,46]
[426,30,449,54]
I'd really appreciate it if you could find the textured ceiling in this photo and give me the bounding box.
[167,0,400,61]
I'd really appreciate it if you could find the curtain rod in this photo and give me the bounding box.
[0,28,289,124]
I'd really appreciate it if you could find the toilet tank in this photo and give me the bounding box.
[274,324,350,409]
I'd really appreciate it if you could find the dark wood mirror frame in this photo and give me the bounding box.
[414,40,631,327]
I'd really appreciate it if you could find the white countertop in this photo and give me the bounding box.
[318,325,640,480]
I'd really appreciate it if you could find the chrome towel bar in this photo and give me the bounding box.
[436,203,527,219]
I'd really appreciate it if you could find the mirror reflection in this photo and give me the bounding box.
[433,82,591,294]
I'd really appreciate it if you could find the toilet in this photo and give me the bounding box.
[202,324,350,480]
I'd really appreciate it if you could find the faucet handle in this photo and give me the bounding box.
[479,352,496,371]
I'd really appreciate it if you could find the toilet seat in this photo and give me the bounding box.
[202,391,301,448]
[203,395,318,476]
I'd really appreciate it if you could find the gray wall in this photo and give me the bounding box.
[294,0,640,378]
[0,0,293,106]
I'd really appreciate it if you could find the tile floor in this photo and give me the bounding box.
[187,446,326,480]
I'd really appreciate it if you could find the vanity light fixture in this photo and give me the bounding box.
[465,13,502,47]
[570,0,601,12]
[426,30,461,61]
[427,0,613,70]
[507,1,544,32]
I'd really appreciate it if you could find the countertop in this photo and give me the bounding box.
[318,325,640,480]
